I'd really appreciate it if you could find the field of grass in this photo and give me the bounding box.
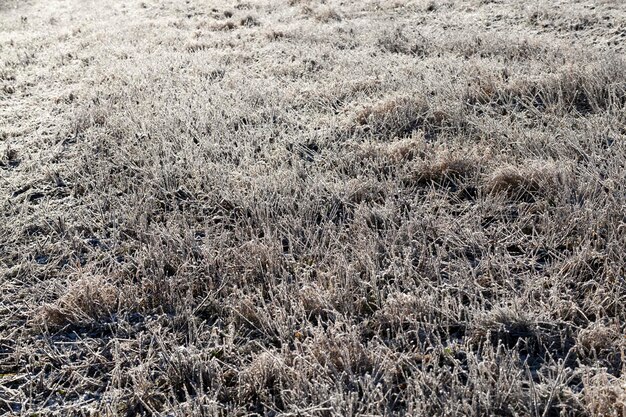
[1,0,626,415]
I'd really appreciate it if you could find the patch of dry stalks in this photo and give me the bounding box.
[1,0,626,415]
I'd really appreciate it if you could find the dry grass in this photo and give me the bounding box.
[1,0,626,415]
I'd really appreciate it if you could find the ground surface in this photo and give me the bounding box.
[1,0,626,415]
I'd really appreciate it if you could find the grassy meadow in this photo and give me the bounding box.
[1,0,626,415]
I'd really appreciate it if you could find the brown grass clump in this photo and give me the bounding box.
[398,146,486,195]
[577,322,622,355]
[353,95,430,138]
[581,371,626,417]
[315,8,342,23]
[469,307,537,349]
[486,162,564,202]
[378,27,430,56]
[214,20,236,31]
[239,15,259,27]
[38,275,119,328]
[417,153,478,184]
[238,352,296,408]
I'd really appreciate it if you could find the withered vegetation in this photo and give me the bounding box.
[1,0,626,415]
